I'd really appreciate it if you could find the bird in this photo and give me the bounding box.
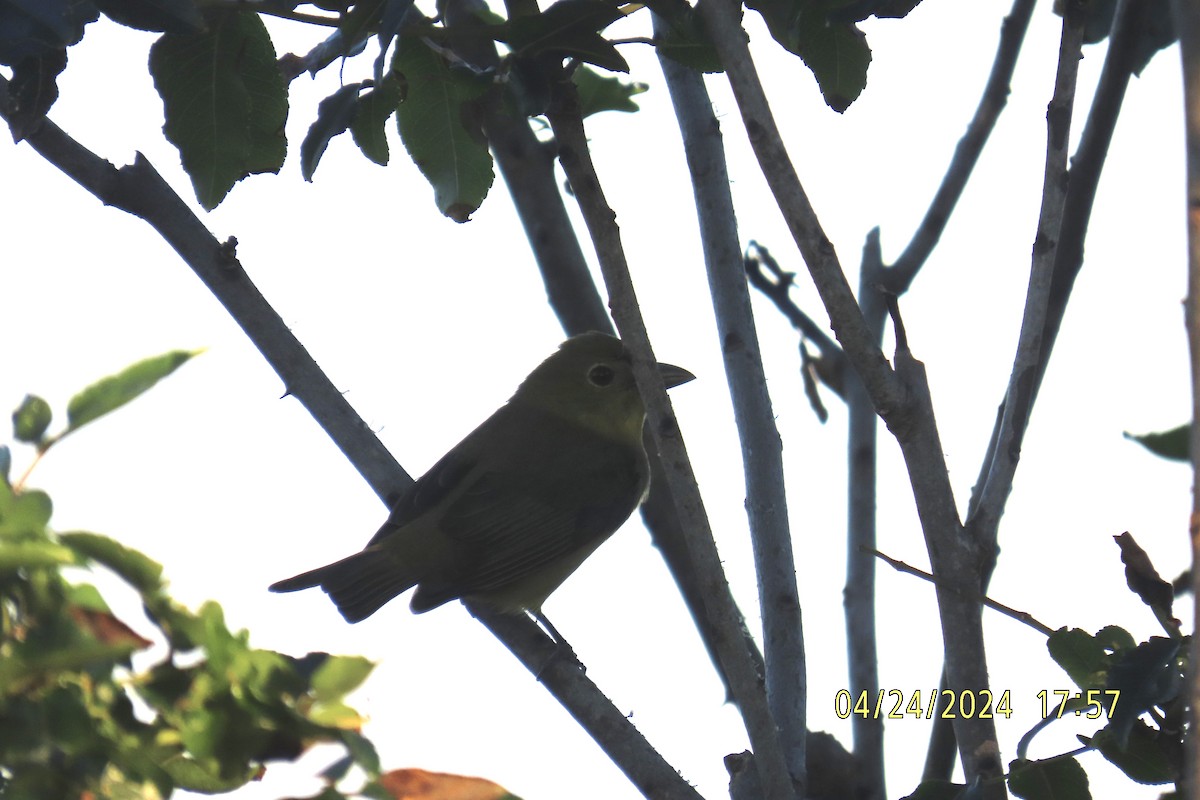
[269,332,695,640]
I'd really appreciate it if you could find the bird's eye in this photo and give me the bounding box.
[588,364,615,387]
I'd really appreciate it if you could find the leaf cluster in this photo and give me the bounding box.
[0,0,942,215]
[1,356,385,800]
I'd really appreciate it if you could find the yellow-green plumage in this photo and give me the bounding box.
[269,332,694,623]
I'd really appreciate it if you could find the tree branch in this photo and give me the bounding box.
[655,25,807,792]
[735,8,1035,788]
[966,0,1142,547]
[697,0,1002,786]
[909,2,1083,778]
[545,77,798,800]
[694,0,903,421]
[471,608,705,800]
[846,229,887,800]
[882,296,1004,791]
[441,0,613,336]
[0,74,410,507]
[1170,0,1200,793]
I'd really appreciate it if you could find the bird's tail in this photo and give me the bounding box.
[269,546,418,623]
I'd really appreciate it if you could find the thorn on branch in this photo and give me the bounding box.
[218,236,241,270]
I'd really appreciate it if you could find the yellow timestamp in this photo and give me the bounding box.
[1038,689,1120,720]
[833,689,1013,720]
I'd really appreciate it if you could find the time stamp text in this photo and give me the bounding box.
[833,689,1121,721]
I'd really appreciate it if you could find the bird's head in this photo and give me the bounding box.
[514,332,694,442]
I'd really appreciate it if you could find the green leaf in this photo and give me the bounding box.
[1105,637,1182,748]
[572,66,646,116]
[159,754,258,793]
[1094,625,1137,654]
[143,593,206,650]
[340,729,381,776]
[898,780,969,800]
[743,0,871,112]
[0,641,142,694]
[372,0,413,85]
[1008,756,1090,800]
[7,48,69,141]
[1047,627,1108,690]
[302,83,364,182]
[351,75,404,165]
[231,648,307,705]
[309,700,366,728]
[648,0,722,73]
[1129,0,1176,76]
[59,531,164,593]
[395,39,495,221]
[497,0,631,73]
[95,0,207,34]
[150,10,287,209]
[0,0,98,65]
[42,684,96,753]
[311,655,376,701]
[12,393,52,444]
[321,754,356,783]
[195,600,240,670]
[1067,0,1176,75]
[1088,721,1180,785]
[335,0,388,57]
[1124,424,1189,461]
[861,0,923,19]
[0,541,77,571]
[0,483,53,540]
[65,349,201,434]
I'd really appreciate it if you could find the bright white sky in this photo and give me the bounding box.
[1,1,1191,798]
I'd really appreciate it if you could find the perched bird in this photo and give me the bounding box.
[269,332,694,636]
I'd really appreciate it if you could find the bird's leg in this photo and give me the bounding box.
[530,609,585,675]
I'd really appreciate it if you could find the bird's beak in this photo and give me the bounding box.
[657,362,696,389]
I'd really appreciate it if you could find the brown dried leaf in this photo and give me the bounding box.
[378,767,515,800]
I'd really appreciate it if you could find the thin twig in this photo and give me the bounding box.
[744,241,845,379]
[966,0,1144,545]
[846,229,887,800]
[887,0,1037,290]
[655,20,807,792]
[546,77,797,800]
[868,549,1056,637]
[967,2,1087,554]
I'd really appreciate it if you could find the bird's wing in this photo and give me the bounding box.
[439,473,584,592]
[420,423,646,604]
[365,414,498,548]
